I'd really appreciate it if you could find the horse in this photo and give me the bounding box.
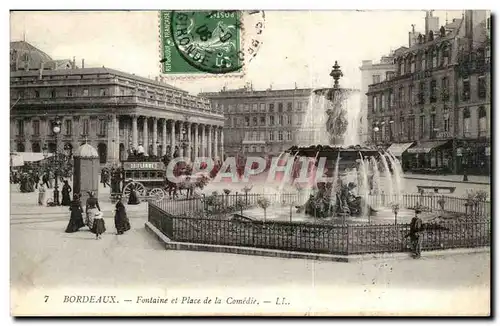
[166,173,211,199]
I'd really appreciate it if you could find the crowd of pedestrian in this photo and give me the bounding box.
[64,191,131,239]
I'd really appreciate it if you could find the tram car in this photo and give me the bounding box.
[121,158,167,201]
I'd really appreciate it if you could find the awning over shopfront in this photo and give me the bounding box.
[406,140,450,154]
[386,142,414,156]
[10,152,54,167]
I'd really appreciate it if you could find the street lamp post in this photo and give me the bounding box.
[52,118,62,205]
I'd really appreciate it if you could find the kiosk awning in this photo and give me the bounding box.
[387,142,414,156]
[407,141,450,154]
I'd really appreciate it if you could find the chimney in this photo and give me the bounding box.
[81,58,85,69]
[408,24,418,47]
[425,10,439,38]
[72,56,76,69]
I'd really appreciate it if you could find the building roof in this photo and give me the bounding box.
[11,41,54,70]
[10,41,186,94]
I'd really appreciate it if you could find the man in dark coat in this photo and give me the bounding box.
[408,209,424,258]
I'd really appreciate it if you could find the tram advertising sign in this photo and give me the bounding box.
[123,162,165,170]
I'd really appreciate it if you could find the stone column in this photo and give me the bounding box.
[152,117,158,156]
[142,116,148,156]
[186,123,192,162]
[193,123,199,159]
[201,124,206,157]
[207,125,213,159]
[170,120,176,158]
[72,116,80,151]
[161,119,167,156]
[132,115,138,149]
[220,128,224,160]
[178,122,184,158]
[107,114,118,163]
[23,118,31,152]
[214,126,219,160]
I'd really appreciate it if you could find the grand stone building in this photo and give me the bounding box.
[10,41,225,165]
[366,10,490,175]
[200,86,312,157]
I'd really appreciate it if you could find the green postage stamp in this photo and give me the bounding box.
[159,10,265,76]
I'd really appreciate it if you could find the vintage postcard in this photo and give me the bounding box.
[9,9,491,316]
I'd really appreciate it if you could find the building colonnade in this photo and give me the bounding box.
[11,113,225,164]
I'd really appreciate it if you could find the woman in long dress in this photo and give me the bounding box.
[85,191,101,229]
[38,183,46,206]
[91,211,106,240]
[65,194,85,233]
[114,196,131,235]
[61,180,72,206]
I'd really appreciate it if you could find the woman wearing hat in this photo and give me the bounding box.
[85,191,101,229]
[114,195,131,235]
[65,193,85,233]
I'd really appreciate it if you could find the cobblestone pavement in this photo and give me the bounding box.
[10,183,491,316]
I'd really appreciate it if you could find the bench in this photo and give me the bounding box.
[417,185,456,194]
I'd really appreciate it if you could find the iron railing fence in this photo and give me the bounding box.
[148,202,491,255]
[155,193,491,220]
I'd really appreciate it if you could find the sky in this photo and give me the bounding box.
[10,10,464,95]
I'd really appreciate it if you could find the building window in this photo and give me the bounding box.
[245,116,250,127]
[410,56,416,73]
[269,115,274,125]
[443,114,450,132]
[67,88,73,97]
[372,96,377,112]
[389,90,394,108]
[430,79,437,103]
[17,120,24,135]
[252,131,257,141]
[462,79,470,101]
[399,117,405,138]
[297,102,303,110]
[260,116,265,125]
[380,94,385,110]
[269,131,274,141]
[372,75,381,84]
[408,116,415,140]
[388,118,394,140]
[278,103,283,112]
[50,89,56,98]
[98,119,107,136]
[478,106,487,136]
[99,88,106,96]
[409,84,414,105]
[478,76,486,99]
[463,108,471,135]
[398,87,405,106]
[430,114,436,138]
[252,103,258,111]
[432,50,438,68]
[268,103,274,112]
[286,115,292,125]
[64,120,72,135]
[252,117,258,126]
[82,88,89,96]
[32,120,40,136]
[260,103,265,111]
[278,130,283,141]
[418,82,425,105]
[287,102,292,111]
[419,116,425,138]
[278,115,283,125]
[297,114,302,125]
[35,90,40,98]
[232,117,237,127]
[441,77,449,101]
[260,146,265,152]
[82,119,90,135]
[421,54,426,71]
[286,131,292,141]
